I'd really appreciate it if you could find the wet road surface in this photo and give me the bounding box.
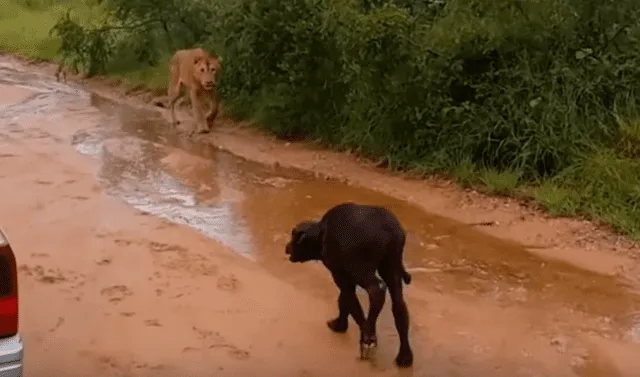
[1,59,640,376]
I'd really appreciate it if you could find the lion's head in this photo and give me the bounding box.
[193,54,221,91]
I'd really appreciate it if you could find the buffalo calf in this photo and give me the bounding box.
[285,202,413,367]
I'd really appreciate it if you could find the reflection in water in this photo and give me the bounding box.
[72,126,256,259]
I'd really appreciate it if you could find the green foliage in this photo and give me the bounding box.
[0,0,68,60]
[479,169,521,196]
[540,149,640,236]
[4,0,640,238]
[49,10,114,75]
[48,0,220,76]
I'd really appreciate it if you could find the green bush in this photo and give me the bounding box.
[13,0,640,237]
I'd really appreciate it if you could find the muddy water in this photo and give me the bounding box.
[84,95,640,340]
[2,61,640,376]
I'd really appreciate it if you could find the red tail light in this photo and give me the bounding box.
[0,229,18,338]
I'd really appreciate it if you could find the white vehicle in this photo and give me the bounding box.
[0,228,23,377]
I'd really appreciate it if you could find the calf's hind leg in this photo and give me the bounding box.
[380,265,413,367]
[327,270,365,333]
[358,272,387,359]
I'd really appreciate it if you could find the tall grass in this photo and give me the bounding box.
[2,0,639,239]
[0,0,98,60]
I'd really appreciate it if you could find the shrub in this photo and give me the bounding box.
[45,0,640,237]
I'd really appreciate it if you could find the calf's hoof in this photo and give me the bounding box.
[395,348,414,368]
[359,333,377,360]
[326,318,348,333]
[359,342,377,360]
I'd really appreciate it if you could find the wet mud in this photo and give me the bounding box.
[1,57,640,376]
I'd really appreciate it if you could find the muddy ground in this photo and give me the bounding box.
[1,55,640,376]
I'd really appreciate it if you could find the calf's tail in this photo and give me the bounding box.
[401,266,412,285]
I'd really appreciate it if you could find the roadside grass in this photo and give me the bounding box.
[479,169,522,197]
[105,51,170,94]
[0,0,61,60]
[0,0,97,61]
[1,0,639,240]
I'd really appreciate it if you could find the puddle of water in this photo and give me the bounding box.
[2,64,640,352]
[0,65,88,122]
[0,83,33,106]
[85,93,640,343]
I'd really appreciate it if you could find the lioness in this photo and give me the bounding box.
[55,63,67,83]
[54,63,79,83]
[167,48,221,135]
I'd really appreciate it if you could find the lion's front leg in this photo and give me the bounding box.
[205,96,219,132]
[189,89,209,135]
[167,64,183,128]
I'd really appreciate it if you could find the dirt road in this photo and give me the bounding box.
[1,57,640,376]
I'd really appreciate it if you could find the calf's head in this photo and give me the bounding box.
[285,220,323,263]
